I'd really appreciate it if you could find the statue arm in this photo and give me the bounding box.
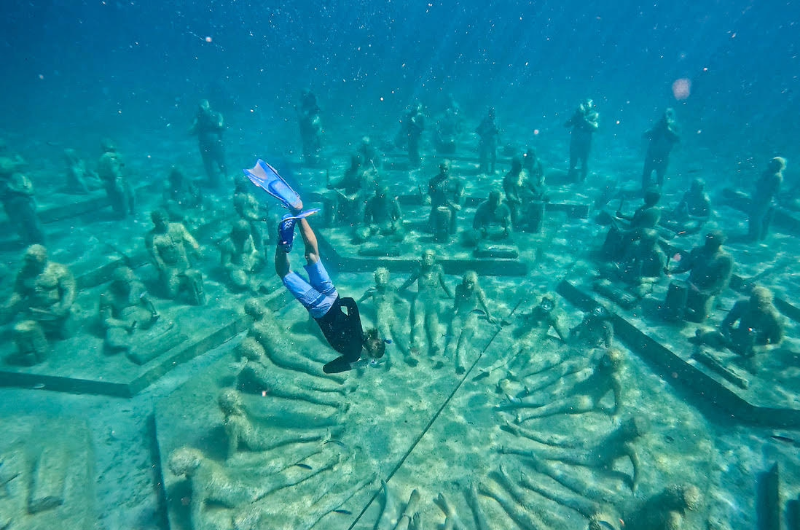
[398,272,419,293]
[610,374,623,416]
[56,269,76,315]
[357,288,374,304]
[721,301,744,334]
[181,225,201,253]
[439,270,454,299]
[549,314,569,342]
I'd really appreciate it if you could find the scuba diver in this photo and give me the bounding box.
[243,160,386,374]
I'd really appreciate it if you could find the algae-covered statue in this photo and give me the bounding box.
[476,107,500,175]
[641,108,680,190]
[403,102,425,168]
[748,156,785,241]
[2,244,75,364]
[445,271,494,374]
[297,90,323,167]
[564,98,599,182]
[661,178,711,236]
[98,266,160,354]
[63,148,102,194]
[96,139,135,219]
[219,220,264,292]
[601,187,661,261]
[145,209,205,305]
[427,159,464,241]
[503,155,546,232]
[624,484,703,530]
[218,389,332,460]
[662,231,733,323]
[569,304,614,350]
[502,415,649,492]
[464,189,513,246]
[354,185,405,244]
[0,172,45,246]
[233,176,268,252]
[189,99,226,186]
[325,154,376,227]
[357,267,409,359]
[509,347,625,423]
[399,249,454,364]
[162,166,203,222]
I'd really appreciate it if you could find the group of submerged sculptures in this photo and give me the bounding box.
[0,92,789,529]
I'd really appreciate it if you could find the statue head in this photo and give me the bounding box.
[100,138,117,154]
[198,99,211,113]
[703,230,726,251]
[422,249,436,268]
[591,304,610,320]
[238,336,265,361]
[374,267,390,286]
[601,348,624,369]
[111,266,135,293]
[168,166,184,185]
[218,389,244,417]
[63,148,79,163]
[663,107,676,123]
[488,189,502,208]
[243,299,268,320]
[363,327,386,360]
[580,98,594,113]
[621,415,650,438]
[750,286,774,310]
[439,159,451,174]
[462,270,478,290]
[539,294,556,313]
[150,209,169,230]
[487,107,496,120]
[23,244,48,271]
[168,447,203,477]
[524,148,537,163]
[690,177,705,193]
[768,156,787,173]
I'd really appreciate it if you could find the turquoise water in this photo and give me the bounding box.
[1,1,799,529]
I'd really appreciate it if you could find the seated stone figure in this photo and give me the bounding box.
[2,244,75,364]
[513,347,625,423]
[96,139,135,219]
[0,171,45,246]
[463,190,513,246]
[63,148,102,194]
[694,286,784,358]
[502,416,649,492]
[233,176,269,252]
[220,220,264,292]
[162,166,202,223]
[445,271,494,374]
[601,187,662,261]
[661,178,711,235]
[325,154,376,226]
[504,155,547,232]
[357,267,409,359]
[354,185,405,244]
[98,266,160,354]
[218,389,331,460]
[663,231,733,323]
[611,224,666,286]
[145,209,205,305]
[427,159,464,241]
[569,304,614,350]
[623,484,703,530]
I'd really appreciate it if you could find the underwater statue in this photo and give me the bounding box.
[399,249,454,364]
[601,187,662,261]
[235,337,349,411]
[522,147,545,190]
[162,166,203,223]
[98,266,160,354]
[564,98,599,182]
[427,159,464,241]
[512,347,625,422]
[464,189,513,246]
[145,209,205,305]
[354,184,405,244]
[357,267,410,360]
[502,415,649,492]
[642,108,680,190]
[433,96,462,154]
[693,286,784,358]
[168,445,341,530]
[660,178,711,236]
[0,171,44,246]
[402,102,425,167]
[662,231,734,323]
[233,176,269,252]
[297,89,323,167]
[63,148,102,194]
[608,222,666,287]
[219,220,264,292]
[476,107,500,175]
[2,244,75,364]
[189,99,226,186]
[218,388,333,460]
[357,135,382,171]
[624,484,703,530]
[569,304,614,350]
[503,155,546,232]
[445,270,494,374]
[748,156,785,241]
[96,139,135,219]
[325,154,376,227]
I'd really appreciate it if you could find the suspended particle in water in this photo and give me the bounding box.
[672,78,691,100]
[205,36,213,43]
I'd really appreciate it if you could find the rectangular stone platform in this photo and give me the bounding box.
[557,278,800,427]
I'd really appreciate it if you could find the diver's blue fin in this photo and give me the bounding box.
[243,159,303,212]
